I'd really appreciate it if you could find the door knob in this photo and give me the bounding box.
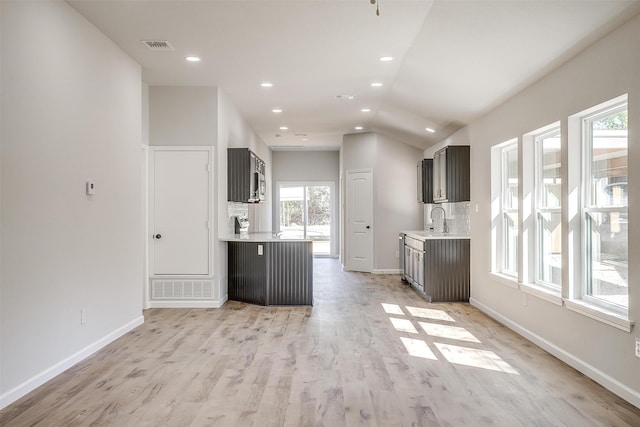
[154,234,162,239]
[366,225,371,229]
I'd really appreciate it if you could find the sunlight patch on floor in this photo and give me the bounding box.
[400,337,438,360]
[405,306,455,322]
[381,303,404,315]
[419,322,481,343]
[434,342,519,375]
[389,317,419,334]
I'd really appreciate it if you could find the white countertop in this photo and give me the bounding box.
[402,230,471,240]
[220,232,313,242]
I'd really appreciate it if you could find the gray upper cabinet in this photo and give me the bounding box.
[433,145,470,203]
[228,148,266,203]
[417,159,434,204]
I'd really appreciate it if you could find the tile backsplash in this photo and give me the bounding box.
[227,202,249,234]
[424,201,470,235]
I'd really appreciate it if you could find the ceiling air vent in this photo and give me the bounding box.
[141,40,175,51]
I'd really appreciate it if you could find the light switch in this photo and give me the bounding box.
[86,181,95,195]
[258,244,263,256]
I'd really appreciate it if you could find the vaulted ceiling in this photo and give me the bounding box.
[68,0,640,150]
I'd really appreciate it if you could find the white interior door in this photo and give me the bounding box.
[346,170,373,272]
[151,148,211,275]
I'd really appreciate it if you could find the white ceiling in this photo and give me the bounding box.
[67,0,640,151]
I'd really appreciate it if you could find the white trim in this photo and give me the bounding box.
[142,144,150,310]
[0,316,144,410]
[148,299,226,309]
[372,269,402,275]
[564,299,633,332]
[490,271,519,289]
[470,298,640,408]
[519,282,563,306]
[149,274,213,279]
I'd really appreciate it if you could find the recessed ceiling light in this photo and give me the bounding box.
[279,126,289,130]
[336,94,355,100]
[361,108,371,113]
[301,138,309,141]
[261,82,274,88]
[185,56,201,62]
[355,126,364,130]
[426,128,435,133]
[272,108,283,113]
[370,82,383,87]
[379,56,393,62]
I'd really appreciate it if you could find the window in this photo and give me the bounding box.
[501,142,519,277]
[582,100,628,311]
[535,128,562,290]
[277,182,334,256]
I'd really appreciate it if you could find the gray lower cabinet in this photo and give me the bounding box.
[228,241,313,306]
[423,239,470,302]
[401,236,470,302]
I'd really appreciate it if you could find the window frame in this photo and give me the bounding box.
[580,99,628,314]
[500,142,519,278]
[534,127,562,292]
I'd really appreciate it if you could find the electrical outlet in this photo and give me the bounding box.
[635,338,640,359]
[81,309,87,325]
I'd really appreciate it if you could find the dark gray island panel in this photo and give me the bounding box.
[228,242,267,305]
[424,238,470,302]
[228,240,313,306]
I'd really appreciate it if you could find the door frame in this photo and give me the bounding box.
[275,181,336,257]
[345,168,374,272]
[148,146,214,279]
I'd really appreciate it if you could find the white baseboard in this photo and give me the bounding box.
[470,298,640,408]
[0,315,144,410]
[372,269,402,275]
[149,297,227,309]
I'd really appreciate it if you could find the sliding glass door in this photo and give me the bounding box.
[278,182,333,256]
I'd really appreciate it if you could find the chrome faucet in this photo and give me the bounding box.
[430,206,448,233]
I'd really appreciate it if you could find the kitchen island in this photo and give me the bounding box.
[221,233,313,306]
[400,230,470,302]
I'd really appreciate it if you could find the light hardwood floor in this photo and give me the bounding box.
[2,259,639,426]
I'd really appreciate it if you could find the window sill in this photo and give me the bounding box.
[564,299,634,332]
[490,272,519,289]
[520,283,563,306]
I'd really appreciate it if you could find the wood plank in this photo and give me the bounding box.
[1,259,639,426]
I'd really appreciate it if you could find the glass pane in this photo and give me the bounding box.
[537,212,561,287]
[503,212,518,276]
[587,212,628,308]
[503,147,518,210]
[279,186,304,239]
[539,135,561,208]
[306,186,331,255]
[590,110,627,208]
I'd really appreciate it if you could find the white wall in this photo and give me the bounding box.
[1,0,143,407]
[271,150,341,256]
[454,13,640,405]
[150,86,218,147]
[217,90,272,234]
[375,134,425,270]
[342,132,423,272]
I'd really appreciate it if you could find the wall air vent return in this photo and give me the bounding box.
[141,40,175,51]
[151,279,213,300]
